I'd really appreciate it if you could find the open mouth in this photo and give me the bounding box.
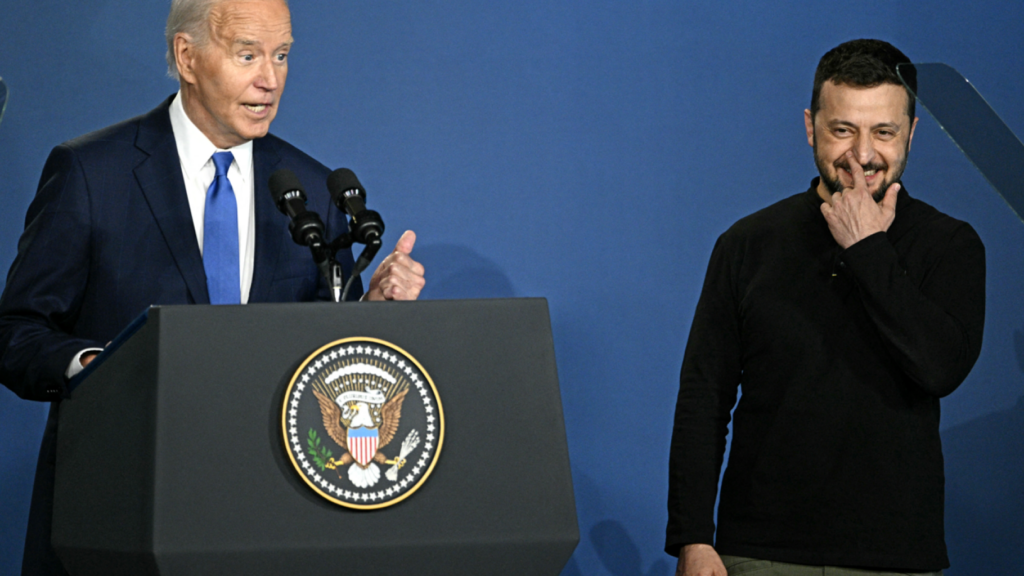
[244,104,269,113]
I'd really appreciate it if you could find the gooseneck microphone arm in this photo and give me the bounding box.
[340,234,382,302]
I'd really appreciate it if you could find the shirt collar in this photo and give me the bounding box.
[169,91,253,179]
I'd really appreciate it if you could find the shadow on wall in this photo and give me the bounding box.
[413,244,516,300]
[559,521,671,576]
[590,520,672,576]
[558,469,672,576]
[941,326,1024,575]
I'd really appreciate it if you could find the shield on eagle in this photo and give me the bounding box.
[347,426,379,467]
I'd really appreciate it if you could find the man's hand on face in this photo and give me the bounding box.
[675,544,727,576]
[820,150,899,249]
[363,230,426,301]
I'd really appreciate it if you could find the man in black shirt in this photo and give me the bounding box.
[666,40,985,576]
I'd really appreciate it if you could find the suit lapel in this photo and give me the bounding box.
[133,96,210,304]
[249,137,284,302]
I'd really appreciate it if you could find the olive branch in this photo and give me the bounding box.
[307,429,333,471]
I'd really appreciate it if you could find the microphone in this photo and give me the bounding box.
[269,169,327,250]
[327,168,384,244]
[269,169,344,300]
[326,168,385,301]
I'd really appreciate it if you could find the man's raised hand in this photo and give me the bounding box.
[820,150,899,249]
[363,230,426,301]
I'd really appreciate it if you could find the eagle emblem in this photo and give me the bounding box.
[312,383,414,488]
[282,338,444,509]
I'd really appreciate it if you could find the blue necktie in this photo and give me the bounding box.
[203,151,240,304]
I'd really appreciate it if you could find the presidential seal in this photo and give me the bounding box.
[281,337,444,509]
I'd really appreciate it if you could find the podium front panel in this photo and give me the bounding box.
[53,299,578,575]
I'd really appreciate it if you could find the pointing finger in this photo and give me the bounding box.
[845,150,867,192]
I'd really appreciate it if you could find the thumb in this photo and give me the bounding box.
[394,230,416,255]
[882,183,900,213]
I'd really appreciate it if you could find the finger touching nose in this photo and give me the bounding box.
[851,133,876,165]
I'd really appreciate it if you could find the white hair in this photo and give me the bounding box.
[165,0,220,80]
[163,0,288,80]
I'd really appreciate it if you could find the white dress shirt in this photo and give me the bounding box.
[168,91,256,303]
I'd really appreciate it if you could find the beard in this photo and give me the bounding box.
[813,135,910,202]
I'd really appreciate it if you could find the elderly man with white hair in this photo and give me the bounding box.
[0,1,425,573]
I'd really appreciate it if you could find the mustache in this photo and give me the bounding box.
[833,159,888,174]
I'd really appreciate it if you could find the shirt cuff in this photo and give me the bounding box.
[66,348,104,379]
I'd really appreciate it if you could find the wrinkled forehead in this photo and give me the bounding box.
[816,81,912,124]
[208,0,293,46]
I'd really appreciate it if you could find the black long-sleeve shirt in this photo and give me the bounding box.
[666,180,985,571]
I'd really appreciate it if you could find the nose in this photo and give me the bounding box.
[255,58,280,91]
[850,132,876,166]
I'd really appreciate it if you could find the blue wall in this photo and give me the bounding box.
[2,2,1022,574]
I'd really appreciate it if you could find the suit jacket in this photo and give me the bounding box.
[0,96,362,575]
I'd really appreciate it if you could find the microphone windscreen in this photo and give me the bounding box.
[269,169,305,204]
[327,168,364,203]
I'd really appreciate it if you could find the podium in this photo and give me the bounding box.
[51,299,578,575]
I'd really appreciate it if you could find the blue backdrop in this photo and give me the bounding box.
[2,2,1022,575]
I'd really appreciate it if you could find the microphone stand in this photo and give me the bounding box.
[309,240,344,303]
[318,232,383,303]
[286,213,347,304]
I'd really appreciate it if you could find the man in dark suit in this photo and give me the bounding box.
[0,0,426,573]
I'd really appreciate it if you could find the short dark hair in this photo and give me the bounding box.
[810,39,916,122]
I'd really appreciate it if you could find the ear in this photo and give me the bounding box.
[907,116,919,151]
[804,109,815,148]
[174,33,198,85]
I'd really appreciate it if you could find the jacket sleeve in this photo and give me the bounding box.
[840,225,986,398]
[665,234,741,555]
[0,145,105,401]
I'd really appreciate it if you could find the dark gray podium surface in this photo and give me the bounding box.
[53,299,578,575]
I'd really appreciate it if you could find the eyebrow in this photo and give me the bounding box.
[233,38,294,50]
[828,119,902,131]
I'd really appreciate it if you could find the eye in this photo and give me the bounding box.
[241,53,254,62]
[275,52,288,62]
